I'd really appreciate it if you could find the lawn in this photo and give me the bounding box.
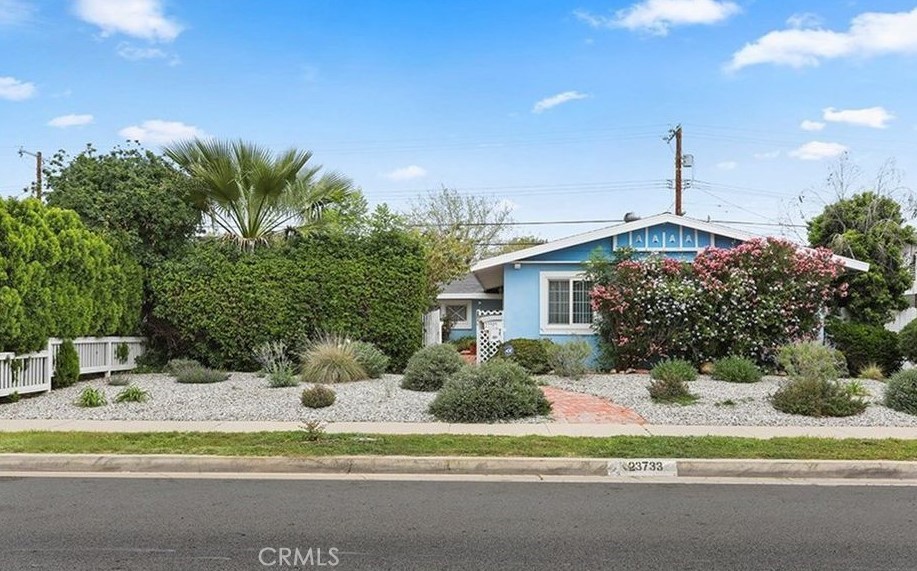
[1,431,916,460]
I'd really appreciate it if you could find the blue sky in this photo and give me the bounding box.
[3,0,917,241]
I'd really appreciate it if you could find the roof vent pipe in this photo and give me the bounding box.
[623,212,641,223]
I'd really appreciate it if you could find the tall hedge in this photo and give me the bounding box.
[0,198,143,353]
[148,231,429,370]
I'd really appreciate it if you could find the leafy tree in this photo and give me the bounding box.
[165,139,357,249]
[407,186,514,262]
[44,144,202,267]
[808,191,916,325]
[0,199,142,353]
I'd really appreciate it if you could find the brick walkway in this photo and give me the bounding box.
[542,386,646,424]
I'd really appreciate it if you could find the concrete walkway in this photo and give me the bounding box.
[2,419,917,439]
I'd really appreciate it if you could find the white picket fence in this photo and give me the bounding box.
[0,336,146,398]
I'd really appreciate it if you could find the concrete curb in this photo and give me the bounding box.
[2,454,917,480]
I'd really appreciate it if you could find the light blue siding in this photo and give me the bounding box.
[445,299,503,341]
[526,238,611,262]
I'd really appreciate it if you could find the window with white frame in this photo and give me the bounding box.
[541,272,593,333]
[442,302,472,329]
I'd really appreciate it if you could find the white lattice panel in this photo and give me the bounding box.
[476,310,504,364]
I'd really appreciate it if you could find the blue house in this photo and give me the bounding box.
[435,213,868,361]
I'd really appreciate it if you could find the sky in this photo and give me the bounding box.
[3,0,917,242]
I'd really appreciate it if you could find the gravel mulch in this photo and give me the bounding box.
[0,373,439,423]
[545,374,917,427]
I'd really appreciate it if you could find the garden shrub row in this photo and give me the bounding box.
[0,199,142,354]
[148,231,429,371]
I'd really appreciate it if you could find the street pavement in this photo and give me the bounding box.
[2,476,916,570]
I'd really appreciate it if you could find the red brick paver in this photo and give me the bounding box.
[542,386,646,424]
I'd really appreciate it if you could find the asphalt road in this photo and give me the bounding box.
[2,476,916,570]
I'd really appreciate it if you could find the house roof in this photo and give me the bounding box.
[470,212,869,275]
[436,273,503,301]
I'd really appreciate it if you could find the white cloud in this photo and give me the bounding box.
[728,7,917,70]
[786,12,822,29]
[74,0,182,42]
[0,0,34,26]
[800,119,825,131]
[118,119,205,144]
[823,106,894,129]
[716,161,738,170]
[532,91,590,113]
[384,165,427,181]
[48,114,93,128]
[575,0,740,36]
[0,76,35,100]
[789,141,848,161]
[754,150,781,160]
[117,42,167,60]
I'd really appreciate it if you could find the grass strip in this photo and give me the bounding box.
[0,431,915,460]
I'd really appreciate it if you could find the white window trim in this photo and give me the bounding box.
[441,301,473,330]
[539,271,594,335]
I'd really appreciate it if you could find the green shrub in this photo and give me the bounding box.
[777,342,847,382]
[498,338,555,374]
[76,387,107,407]
[115,385,150,403]
[845,379,870,397]
[301,385,336,408]
[268,368,300,388]
[898,320,917,364]
[594,340,617,373]
[52,340,80,389]
[165,358,201,375]
[650,359,697,383]
[148,232,429,371]
[174,366,229,384]
[825,319,901,377]
[429,359,551,422]
[351,341,390,378]
[0,198,142,354]
[548,339,592,379]
[301,335,367,384]
[108,375,131,386]
[885,368,917,415]
[647,376,696,404]
[401,344,465,391]
[451,336,477,353]
[254,340,293,376]
[771,377,867,417]
[858,362,885,381]
[711,356,762,383]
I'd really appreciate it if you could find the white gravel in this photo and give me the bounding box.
[4,371,915,427]
[0,373,439,423]
[546,374,917,426]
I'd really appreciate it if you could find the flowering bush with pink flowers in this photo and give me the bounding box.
[587,239,845,369]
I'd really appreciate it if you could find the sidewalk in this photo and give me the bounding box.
[2,419,917,439]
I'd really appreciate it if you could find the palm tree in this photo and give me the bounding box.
[164,139,356,248]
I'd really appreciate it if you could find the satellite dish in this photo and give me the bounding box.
[624,212,641,222]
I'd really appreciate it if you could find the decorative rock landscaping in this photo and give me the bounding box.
[546,374,917,427]
[1,371,916,426]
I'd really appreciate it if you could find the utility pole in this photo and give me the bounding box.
[18,148,43,199]
[664,125,684,216]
